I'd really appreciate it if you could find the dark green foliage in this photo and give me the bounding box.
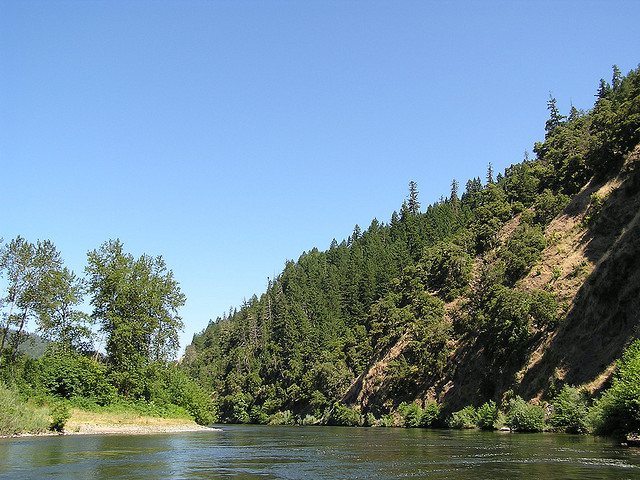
[470,184,512,253]
[329,403,363,426]
[528,290,560,329]
[471,281,558,366]
[447,405,477,429]
[501,224,546,284]
[38,348,116,404]
[424,243,472,301]
[399,401,441,428]
[534,65,640,184]
[477,287,532,359]
[476,400,499,430]
[507,396,545,432]
[589,340,640,437]
[533,189,570,226]
[550,385,589,433]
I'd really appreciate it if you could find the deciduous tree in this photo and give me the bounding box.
[85,239,186,396]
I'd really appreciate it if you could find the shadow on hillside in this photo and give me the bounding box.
[520,200,640,397]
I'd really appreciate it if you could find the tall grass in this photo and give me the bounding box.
[0,382,50,436]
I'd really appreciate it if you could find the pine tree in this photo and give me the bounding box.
[611,64,622,91]
[596,78,611,99]
[407,181,420,215]
[486,163,494,185]
[545,93,566,134]
[450,179,459,203]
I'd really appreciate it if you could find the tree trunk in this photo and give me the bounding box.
[0,296,17,361]
[9,309,28,377]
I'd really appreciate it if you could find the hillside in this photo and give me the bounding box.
[183,65,640,425]
[350,143,640,414]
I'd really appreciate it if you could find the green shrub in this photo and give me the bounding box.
[375,414,396,427]
[331,403,363,426]
[269,410,295,425]
[302,414,319,426]
[166,368,217,425]
[49,401,70,432]
[399,402,423,427]
[421,401,441,427]
[589,340,640,437]
[550,385,589,433]
[39,351,116,405]
[447,405,477,429]
[476,401,499,430]
[365,412,377,426]
[250,405,270,424]
[507,396,545,432]
[399,401,441,428]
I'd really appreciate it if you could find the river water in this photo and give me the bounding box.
[1,425,639,479]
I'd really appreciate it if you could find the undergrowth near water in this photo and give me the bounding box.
[0,382,49,436]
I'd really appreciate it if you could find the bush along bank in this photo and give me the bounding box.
[212,340,640,443]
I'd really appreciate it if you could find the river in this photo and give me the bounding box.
[1,425,639,479]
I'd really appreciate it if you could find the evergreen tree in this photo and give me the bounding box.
[545,93,566,134]
[596,78,611,99]
[612,64,622,91]
[450,179,459,208]
[407,181,420,215]
[486,162,494,185]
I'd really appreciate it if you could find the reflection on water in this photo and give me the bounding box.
[1,425,639,479]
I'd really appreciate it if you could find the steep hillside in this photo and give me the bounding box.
[520,144,640,398]
[184,65,640,424]
[346,143,640,413]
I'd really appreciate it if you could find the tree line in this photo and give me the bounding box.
[183,65,640,438]
[0,237,214,425]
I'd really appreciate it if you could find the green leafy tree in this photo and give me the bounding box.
[0,237,62,366]
[85,239,186,396]
[35,268,93,353]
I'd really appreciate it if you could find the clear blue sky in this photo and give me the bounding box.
[2,1,639,355]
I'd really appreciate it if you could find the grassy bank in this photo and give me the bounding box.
[0,382,208,437]
[0,383,50,436]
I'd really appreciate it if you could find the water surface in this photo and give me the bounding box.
[2,425,639,479]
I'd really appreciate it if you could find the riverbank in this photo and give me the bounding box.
[2,407,218,438]
[63,407,217,435]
